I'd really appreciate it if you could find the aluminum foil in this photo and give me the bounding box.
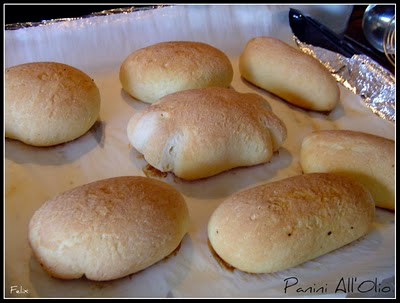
[5,5,166,30]
[294,36,396,122]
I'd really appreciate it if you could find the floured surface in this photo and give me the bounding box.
[5,5,395,298]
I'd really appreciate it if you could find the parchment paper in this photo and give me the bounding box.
[5,5,395,298]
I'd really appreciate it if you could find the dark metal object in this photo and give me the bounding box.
[289,8,389,65]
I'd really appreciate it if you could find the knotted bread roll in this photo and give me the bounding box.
[127,87,287,180]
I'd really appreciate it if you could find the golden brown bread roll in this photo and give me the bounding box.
[208,173,375,274]
[300,130,395,211]
[127,87,287,180]
[239,36,340,111]
[5,62,101,146]
[120,41,233,103]
[28,176,190,281]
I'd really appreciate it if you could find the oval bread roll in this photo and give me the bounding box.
[127,87,287,180]
[120,41,233,103]
[208,173,375,274]
[239,36,340,111]
[28,176,190,281]
[5,62,101,146]
[300,130,395,210]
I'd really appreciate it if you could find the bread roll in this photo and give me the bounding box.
[208,173,375,274]
[5,62,101,146]
[300,130,395,210]
[28,176,189,281]
[127,87,287,180]
[120,41,233,103]
[239,36,340,111]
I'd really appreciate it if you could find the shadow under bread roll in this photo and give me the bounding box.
[300,130,395,211]
[208,173,375,274]
[29,176,189,281]
[239,36,340,111]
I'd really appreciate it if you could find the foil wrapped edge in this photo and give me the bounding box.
[294,36,396,123]
[5,5,168,30]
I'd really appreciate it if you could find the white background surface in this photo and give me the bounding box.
[5,5,395,298]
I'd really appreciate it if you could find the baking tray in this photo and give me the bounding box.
[4,5,395,298]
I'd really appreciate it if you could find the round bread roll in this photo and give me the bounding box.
[5,62,100,146]
[239,36,340,111]
[300,130,395,211]
[208,173,375,274]
[120,41,233,103]
[127,87,287,180]
[28,176,190,281]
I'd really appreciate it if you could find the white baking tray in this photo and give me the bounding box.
[5,5,395,298]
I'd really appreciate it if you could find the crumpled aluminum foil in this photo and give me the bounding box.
[5,5,167,30]
[294,36,396,122]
